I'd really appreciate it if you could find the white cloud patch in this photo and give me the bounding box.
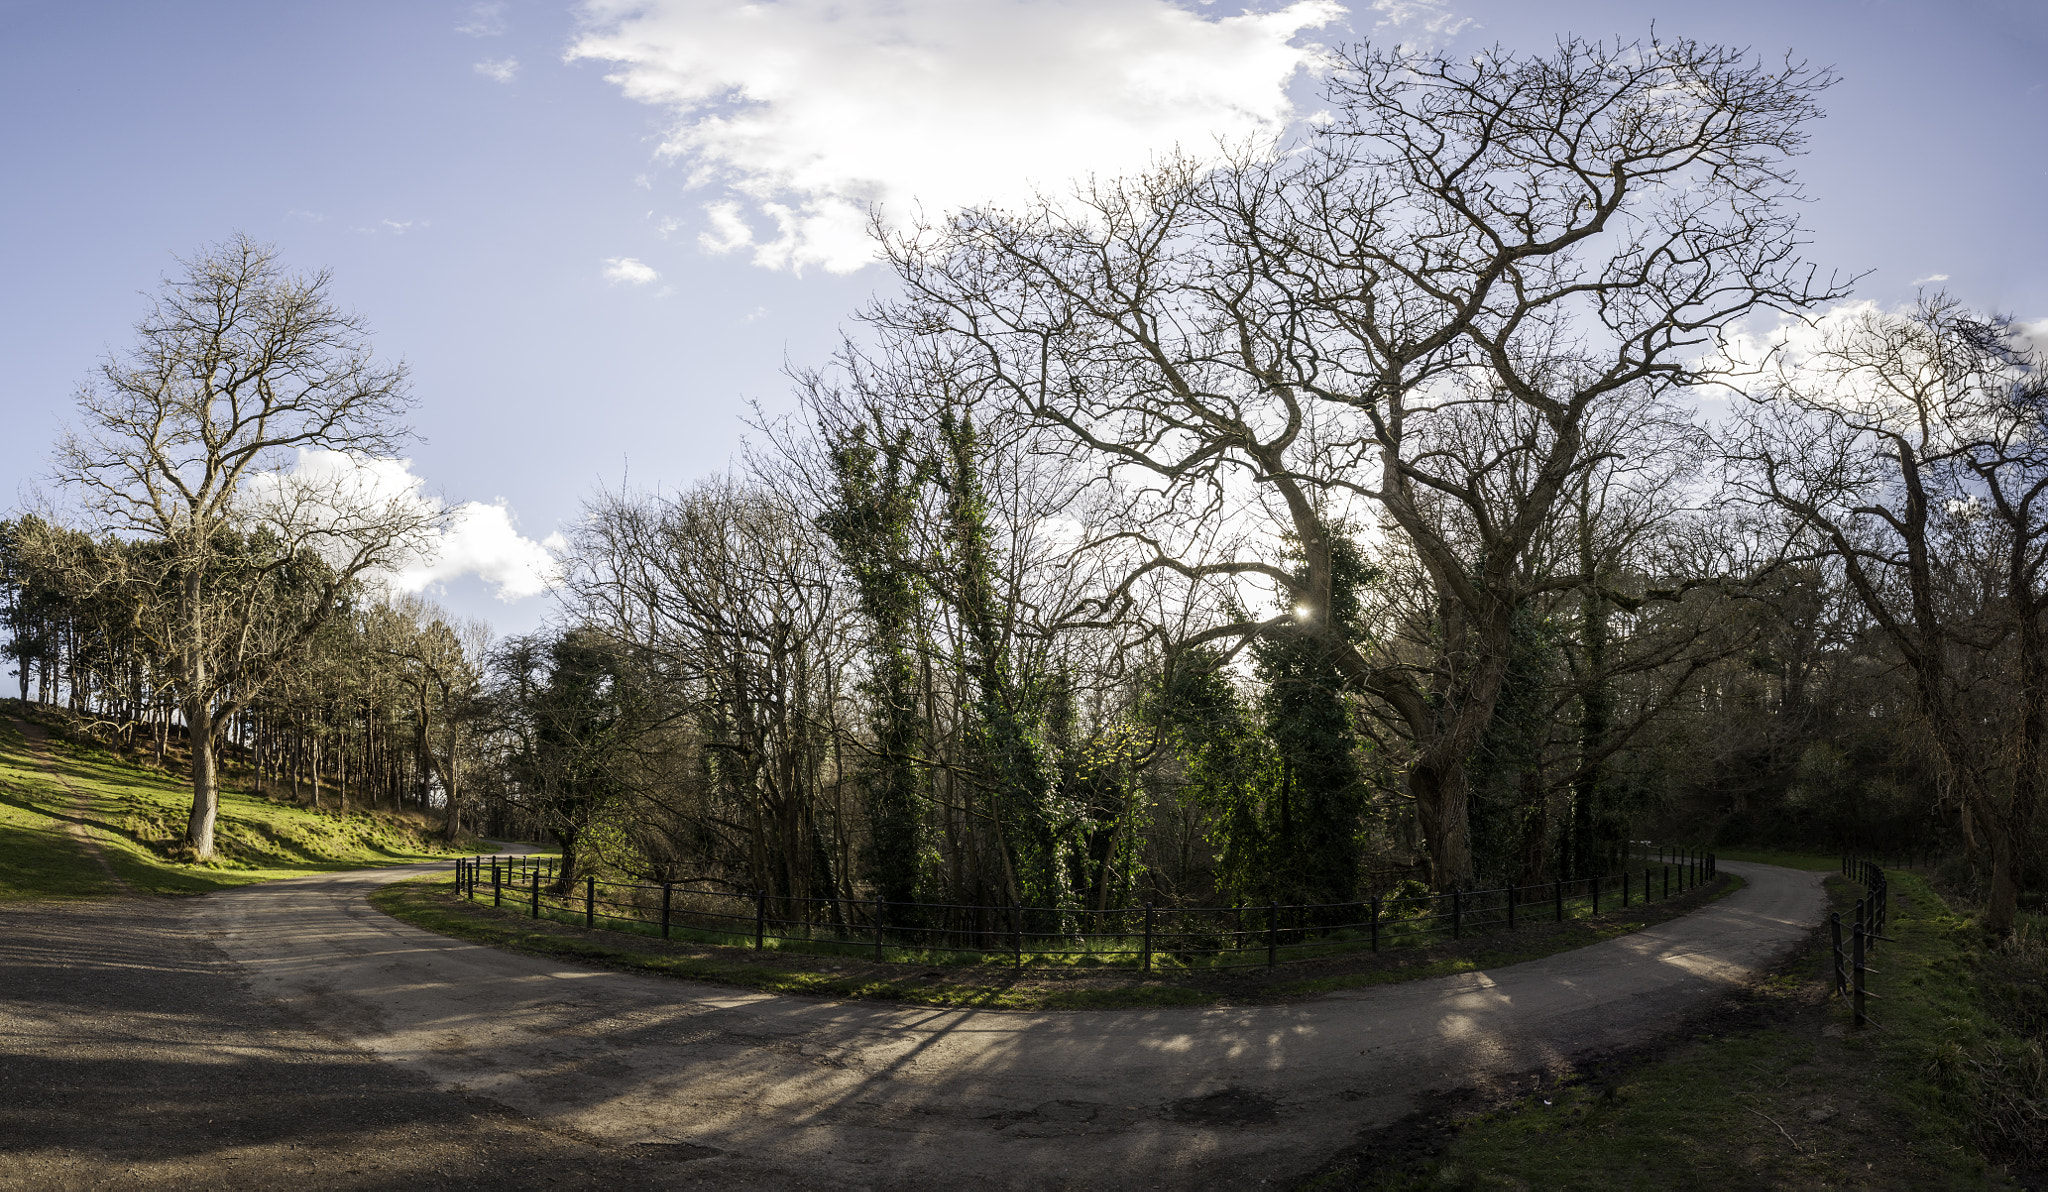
[458,2,507,36]
[1910,273,1950,286]
[474,57,520,82]
[252,451,561,603]
[603,256,661,284]
[569,0,1345,274]
[402,500,565,601]
[1365,0,1470,42]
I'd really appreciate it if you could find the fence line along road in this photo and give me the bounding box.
[453,845,1720,973]
[1832,855,1894,1030]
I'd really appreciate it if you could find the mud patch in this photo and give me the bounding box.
[1170,1087,1278,1127]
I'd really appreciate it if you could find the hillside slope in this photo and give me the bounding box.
[0,703,475,901]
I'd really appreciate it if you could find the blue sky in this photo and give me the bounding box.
[3,0,2043,636]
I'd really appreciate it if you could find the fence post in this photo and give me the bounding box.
[1555,878,1564,923]
[1851,917,1868,1029]
[1621,870,1630,909]
[1267,902,1278,969]
[1142,903,1154,974]
[1843,917,1859,999]
[493,858,502,907]
[660,881,672,940]
[1508,884,1517,930]
[585,875,595,927]
[1452,890,1462,940]
[875,900,886,961]
[1013,904,1023,970]
[754,890,766,950]
[1591,874,1600,915]
[1662,866,1669,900]
[530,870,539,919]
[1370,897,1380,953]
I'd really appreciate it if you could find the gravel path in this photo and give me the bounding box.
[0,893,734,1190]
[0,858,1822,1189]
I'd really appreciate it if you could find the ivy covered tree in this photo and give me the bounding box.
[818,420,928,915]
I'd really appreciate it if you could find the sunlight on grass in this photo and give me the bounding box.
[0,709,479,900]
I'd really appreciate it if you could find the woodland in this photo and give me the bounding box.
[6,37,2043,935]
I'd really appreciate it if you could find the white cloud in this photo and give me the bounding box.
[474,57,520,83]
[1365,0,1470,41]
[401,500,565,601]
[569,0,1345,274]
[602,256,660,284]
[458,2,507,36]
[250,452,562,603]
[1713,301,1884,377]
[1910,273,1950,286]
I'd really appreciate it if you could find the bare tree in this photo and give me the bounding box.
[1733,296,2048,932]
[880,35,1844,885]
[370,593,490,840]
[52,235,442,858]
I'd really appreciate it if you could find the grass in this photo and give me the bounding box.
[1310,867,2020,1189]
[0,703,482,901]
[373,864,1746,1013]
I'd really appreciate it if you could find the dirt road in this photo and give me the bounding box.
[136,858,1822,1189]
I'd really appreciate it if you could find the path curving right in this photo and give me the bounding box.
[193,859,1824,1189]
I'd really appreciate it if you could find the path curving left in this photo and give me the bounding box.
[154,857,1825,1189]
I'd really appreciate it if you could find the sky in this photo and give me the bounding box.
[3,0,2044,638]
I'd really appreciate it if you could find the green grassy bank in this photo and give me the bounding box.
[0,702,477,900]
[1312,868,2039,1189]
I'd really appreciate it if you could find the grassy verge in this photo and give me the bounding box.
[1312,868,2025,1189]
[0,704,481,901]
[373,866,1744,1012]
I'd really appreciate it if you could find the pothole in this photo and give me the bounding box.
[1169,1087,1279,1126]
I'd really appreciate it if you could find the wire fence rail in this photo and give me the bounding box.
[1831,855,1894,1030]
[451,845,1720,973]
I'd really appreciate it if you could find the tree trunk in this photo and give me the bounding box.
[438,710,461,842]
[180,566,219,859]
[1410,756,1474,888]
[185,697,219,858]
